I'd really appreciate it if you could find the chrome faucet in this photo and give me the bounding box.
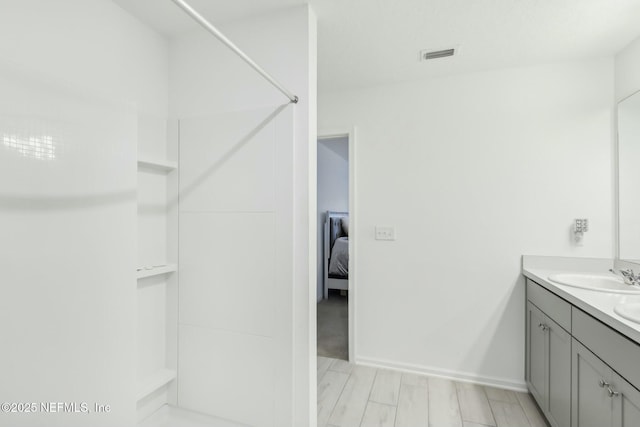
[609,268,640,287]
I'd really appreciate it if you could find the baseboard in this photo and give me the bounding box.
[355,355,528,392]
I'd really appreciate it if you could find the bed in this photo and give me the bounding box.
[324,211,349,299]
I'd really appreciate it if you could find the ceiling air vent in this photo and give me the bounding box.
[420,47,456,61]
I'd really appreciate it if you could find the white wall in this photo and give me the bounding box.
[317,137,349,301]
[170,6,317,426]
[0,1,168,426]
[319,59,615,388]
[616,35,640,101]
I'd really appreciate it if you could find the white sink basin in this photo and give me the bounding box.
[614,303,640,324]
[548,273,640,294]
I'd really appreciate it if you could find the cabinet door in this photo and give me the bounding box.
[547,315,571,427]
[572,339,614,427]
[611,370,640,427]
[527,302,547,407]
[526,302,571,427]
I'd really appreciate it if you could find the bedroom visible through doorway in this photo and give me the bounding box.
[317,135,351,361]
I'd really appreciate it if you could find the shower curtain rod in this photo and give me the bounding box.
[170,0,299,104]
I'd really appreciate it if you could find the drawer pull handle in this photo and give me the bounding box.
[599,380,610,388]
[607,387,620,398]
[538,323,549,331]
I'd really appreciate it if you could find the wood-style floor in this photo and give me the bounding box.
[318,357,549,427]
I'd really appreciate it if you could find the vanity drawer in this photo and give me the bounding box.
[526,279,571,332]
[572,307,640,387]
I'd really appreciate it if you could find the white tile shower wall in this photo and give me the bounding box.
[0,1,169,426]
[137,277,168,382]
[178,106,294,426]
[138,114,170,161]
[137,114,170,271]
[179,212,276,337]
[178,111,277,213]
[137,169,170,267]
[0,69,137,427]
[170,6,316,425]
[319,59,615,389]
[177,325,276,426]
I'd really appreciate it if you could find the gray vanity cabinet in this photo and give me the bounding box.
[611,372,640,427]
[612,369,640,427]
[572,339,614,427]
[526,278,640,427]
[525,283,571,427]
[526,302,547,404]
[572,307,640,427]
[572,339,640,427]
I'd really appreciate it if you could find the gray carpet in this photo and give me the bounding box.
[317,290,348,360]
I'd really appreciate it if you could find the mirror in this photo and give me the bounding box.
[618,90,640,263]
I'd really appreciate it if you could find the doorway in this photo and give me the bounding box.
[316,130,355,362]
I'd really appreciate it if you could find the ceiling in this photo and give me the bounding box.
[113,0,640,92]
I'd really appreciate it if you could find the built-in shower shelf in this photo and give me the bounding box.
[137,264,177,280]
[137,158,178,172]
[137,368,177,401]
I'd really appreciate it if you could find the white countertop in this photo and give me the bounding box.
[522,256,640,345]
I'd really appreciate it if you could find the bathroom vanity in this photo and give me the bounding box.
[522,256,640,427]
[521,88,640,427]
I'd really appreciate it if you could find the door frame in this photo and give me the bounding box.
[317,127,357,362]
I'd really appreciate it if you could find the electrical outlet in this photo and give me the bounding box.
[375,226,396,241]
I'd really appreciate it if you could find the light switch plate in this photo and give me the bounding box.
[375,226,396,241]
